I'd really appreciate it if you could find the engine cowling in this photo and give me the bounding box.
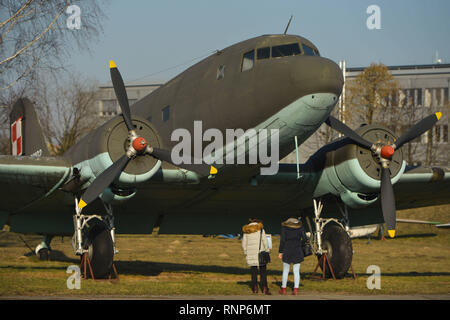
[312,124,406,208]
[67,115,162,202]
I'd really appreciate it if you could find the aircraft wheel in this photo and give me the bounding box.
[318,224,353,279]
[86,226,114,278]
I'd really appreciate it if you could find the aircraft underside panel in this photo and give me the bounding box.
[1,160,449,235]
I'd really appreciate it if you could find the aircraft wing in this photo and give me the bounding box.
[0,156,448,235]
[393,165,450,211]
[0,155,71,214]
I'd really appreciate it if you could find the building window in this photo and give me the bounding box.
[241,50,254,72]
[162,105,170,122]
[217,65,225,80]
[417,88,423,106]
[257,47,270,60]
[435,125,449,143]
[101,99,118,116]
[435,125,441,143]
[404,89,415,107]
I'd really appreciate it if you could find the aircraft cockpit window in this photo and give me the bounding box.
[241,50,255,71]
[272,43,300,58]
[257,47,270,60]
[302,44,318,56]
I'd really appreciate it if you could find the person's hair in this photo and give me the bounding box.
[248,217,262,223]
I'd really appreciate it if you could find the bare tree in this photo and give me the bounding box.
[425,100,449,165]
[0,84,28,154]
[33,74,101,155]
[0,0,107,155]
[0,0,106,92]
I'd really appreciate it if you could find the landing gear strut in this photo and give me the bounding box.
[35,235,54,260]
[72,199,116,278]
[306,199,353,279]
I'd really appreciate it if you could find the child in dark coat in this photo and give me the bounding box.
[278,217,307,295]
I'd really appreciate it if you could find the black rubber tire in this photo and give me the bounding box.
[318,224,353,279]
[38,248,49,261]
[87,227,114,279]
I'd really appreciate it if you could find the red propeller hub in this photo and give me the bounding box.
[132,137,148,152]
[380,145,395,159]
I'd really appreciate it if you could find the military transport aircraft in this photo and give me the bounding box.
[1,34,449,279]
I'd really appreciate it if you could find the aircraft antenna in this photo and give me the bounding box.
[283,15,293,35]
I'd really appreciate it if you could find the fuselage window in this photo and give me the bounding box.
[217,65,225,80]
[241,50,254,72]
[302,44,317,56]
[272,43,300,58]
[162,105,170,122]
[257,47,270,60]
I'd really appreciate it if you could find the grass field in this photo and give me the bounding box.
[0,204,449,297]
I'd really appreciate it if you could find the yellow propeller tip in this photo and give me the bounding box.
[435,112,442,120]
[78,199,87,209]
[210,166,218,175]
[109,60,117,69]
[388,230,396,238]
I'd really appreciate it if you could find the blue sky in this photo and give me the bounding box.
[68,0,450,84]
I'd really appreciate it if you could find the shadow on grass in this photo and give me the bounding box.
[391,233,438,239]
[358,233,438,241]
[112,261,450,279]
[114,260,284,277]
[2,253,450,280]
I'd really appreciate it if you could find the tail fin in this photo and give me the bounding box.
[9,98,49,157]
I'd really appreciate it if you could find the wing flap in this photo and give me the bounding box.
[393,165,450,210]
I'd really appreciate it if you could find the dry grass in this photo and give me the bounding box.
[0,204,449,297]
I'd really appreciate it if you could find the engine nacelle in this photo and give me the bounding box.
[312,124,406,208]
[67,115,162,197]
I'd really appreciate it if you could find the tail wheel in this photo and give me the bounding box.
[319,224,353,279]
[85,226,114,278]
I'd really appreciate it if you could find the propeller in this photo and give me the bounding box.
[325,112,442,237]
[78,61,217,210]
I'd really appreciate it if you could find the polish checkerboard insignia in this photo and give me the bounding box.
[11,117,23,156]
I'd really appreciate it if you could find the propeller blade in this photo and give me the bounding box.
[380,166,396,238]
[151,147,217,176]
[393,112,442,150]
[325,116,373,149]
[78,154,130,209]
[110,60,134,131]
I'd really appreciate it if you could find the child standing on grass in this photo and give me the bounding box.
[278,217,307,295]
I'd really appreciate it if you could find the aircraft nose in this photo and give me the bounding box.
[290,56,344,98]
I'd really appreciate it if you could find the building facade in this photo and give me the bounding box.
[96,82,162,118]
[282,63,450,166]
